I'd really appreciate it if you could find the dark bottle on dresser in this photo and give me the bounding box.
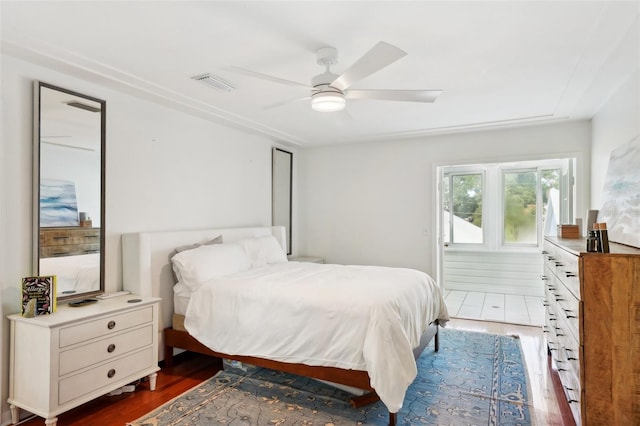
[586,230,598,252]
[594,223,610,253]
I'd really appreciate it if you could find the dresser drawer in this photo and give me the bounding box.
[554,250,580,299]
[40,243,100,257]
[40,228,100,247]
[59,306,153,347]
[59,325,153,375]
[58,347,154,405]
[548,277,579,341]
[40,227,101,258]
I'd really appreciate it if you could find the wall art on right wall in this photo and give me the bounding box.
[598,136,640,249]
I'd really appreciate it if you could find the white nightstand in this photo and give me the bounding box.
[288,255,325,263]
[7,295,161,425]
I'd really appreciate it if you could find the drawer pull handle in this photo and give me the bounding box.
[107,369,116,378]
[547,256,555,260]
[565,272,576,277]
[107,320,116,330]
[540,275,549,280]
[566,315,577,319]
[107,344,116,353]
[541,250,548,254]
[568,357,578,361]
[554,262,564,267]
[568,399,579,404]
[564,385,574,391]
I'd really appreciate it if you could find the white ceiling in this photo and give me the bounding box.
[2,1,639,146]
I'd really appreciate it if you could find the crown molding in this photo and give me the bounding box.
[1,38,307,146]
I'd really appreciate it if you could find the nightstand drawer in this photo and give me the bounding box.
[59,306,153,347]
[59,325,153,375]
[58,347,154,405]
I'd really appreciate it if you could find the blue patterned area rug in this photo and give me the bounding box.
[129,328,533,425]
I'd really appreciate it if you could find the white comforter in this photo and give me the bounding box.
[184,261,449,413]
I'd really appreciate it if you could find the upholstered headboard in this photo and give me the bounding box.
[121,226,286,355]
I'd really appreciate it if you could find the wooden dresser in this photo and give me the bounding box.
[7,295,160,425]
[40,227,101,258]
[542,236,640,425]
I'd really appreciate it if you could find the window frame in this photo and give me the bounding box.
[442,158,573,251]
[443,169,486,247]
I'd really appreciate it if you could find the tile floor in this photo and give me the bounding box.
[444,290,545,326]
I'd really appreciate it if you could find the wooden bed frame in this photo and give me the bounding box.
[164,321,439,425]
[122,226,441,426]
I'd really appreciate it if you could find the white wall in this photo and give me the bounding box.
[591,70,640,208]
[298,120,591,275]
[590,12,639,209]
[0,54,284,423]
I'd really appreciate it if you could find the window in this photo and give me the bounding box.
[503,170,537,245]
[441,159,573,249]
[443,173,483,244]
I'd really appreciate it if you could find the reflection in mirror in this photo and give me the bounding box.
[272,148,292,255]
[33,82,105,301]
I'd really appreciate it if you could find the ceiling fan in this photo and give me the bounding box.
[228,41,442,112]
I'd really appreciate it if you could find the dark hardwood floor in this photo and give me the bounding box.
[17,352,222,426]
[16,319,574,425]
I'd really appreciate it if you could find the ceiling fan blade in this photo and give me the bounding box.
[263,96,310,110]
[345,89,442,103]
[226,66,311,89]
[330,42,407,92]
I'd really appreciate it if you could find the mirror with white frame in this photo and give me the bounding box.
[33,82,105,301]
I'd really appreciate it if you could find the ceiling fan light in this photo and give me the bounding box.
[311,92,346,112]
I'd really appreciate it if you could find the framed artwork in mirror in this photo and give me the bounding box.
[33,81,106,301]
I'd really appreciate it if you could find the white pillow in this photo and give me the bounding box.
[241,235,288,268]
[171,243,250,291]
[169,235,223,283]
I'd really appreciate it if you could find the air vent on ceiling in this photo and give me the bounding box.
[66,101,101,113]
[191,73,235,92]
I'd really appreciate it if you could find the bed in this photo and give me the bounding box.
[40,252,101,294]
[122,226,449,426]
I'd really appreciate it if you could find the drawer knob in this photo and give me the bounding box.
[107,369,116,378]
[107,320,116,330]
[107,344,116,353]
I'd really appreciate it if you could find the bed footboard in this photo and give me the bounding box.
[163,321,439,426]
